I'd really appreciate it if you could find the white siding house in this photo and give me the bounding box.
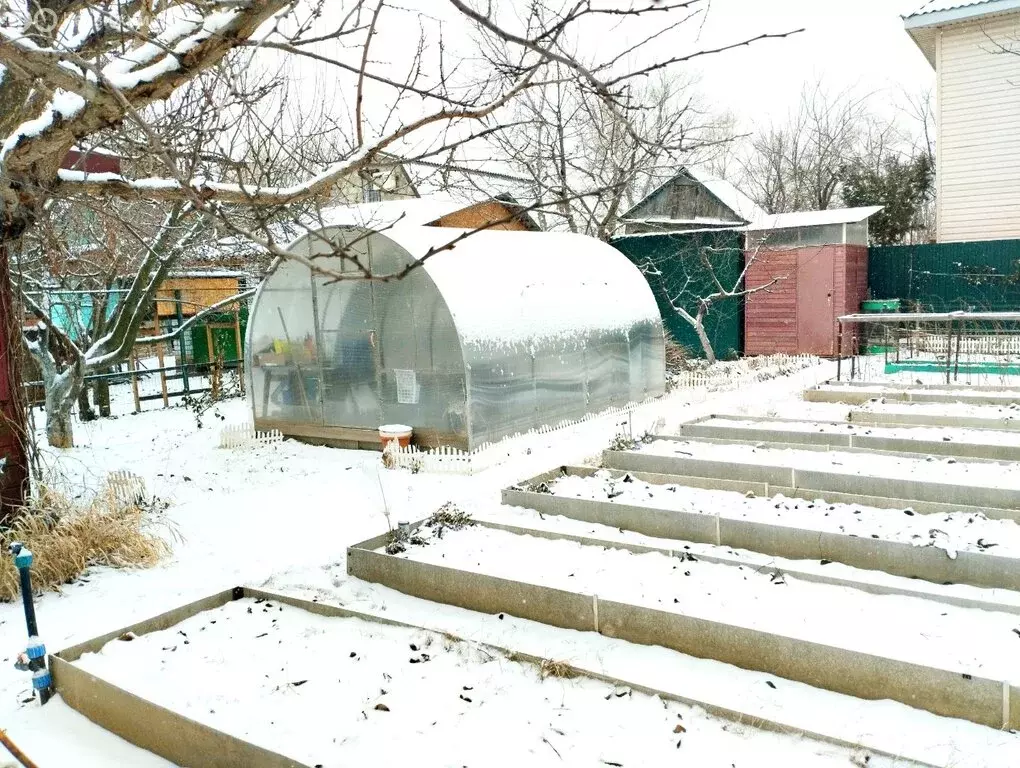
[906,0,1020,242]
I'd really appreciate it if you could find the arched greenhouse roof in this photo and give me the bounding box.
[281,223,661,352]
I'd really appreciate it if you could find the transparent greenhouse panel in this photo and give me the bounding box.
[464,348,537,446]
[587,331,629,412]
[248,283,323,424]
[533,346,588,426]
[316,279,381,430]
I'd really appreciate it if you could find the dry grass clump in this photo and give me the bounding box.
[539,658,579,680]
[0,484,172,602]
[663,330,691,375]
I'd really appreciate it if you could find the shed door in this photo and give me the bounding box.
[796,247,835,356]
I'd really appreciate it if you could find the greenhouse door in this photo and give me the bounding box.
[315,278,383,431]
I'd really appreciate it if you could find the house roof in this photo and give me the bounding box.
[620,168,765,225]
[745,206,884,232]
[904,0,1020,66]
[684,167,768,223]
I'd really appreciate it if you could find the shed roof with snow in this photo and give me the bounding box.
[246,217,664,451]
[619,169,766,235]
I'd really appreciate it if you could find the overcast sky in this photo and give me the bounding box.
[678,0,934,121]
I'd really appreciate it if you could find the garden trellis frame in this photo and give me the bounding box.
[836,311,1020,383]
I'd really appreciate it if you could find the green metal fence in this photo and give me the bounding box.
[611,230,743,359]
[868,239,1020,312]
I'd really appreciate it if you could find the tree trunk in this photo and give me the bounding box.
[95,374,111,417]
[46,391,76,449]
[692,319,717,365]
[77,382,97,422]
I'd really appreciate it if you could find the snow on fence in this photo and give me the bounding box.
[218,422,284,450]
[669,354,816,392]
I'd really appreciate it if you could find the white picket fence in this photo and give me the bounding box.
[670,353,816,392]
[904,334,1020,356]
[107,470,145,502]
[219,422,284,449]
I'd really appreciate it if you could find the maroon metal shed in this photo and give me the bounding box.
[743,206,882,357]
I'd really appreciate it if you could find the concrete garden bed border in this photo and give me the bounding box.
[804,385,1020,406]
[48,584,942,768]
[848,409,1020,431]
[348,523,1019,732]
[503,466,1020,594]
[671,414,1020,461]
[826,380,1020,393]
[604,448,1020,522]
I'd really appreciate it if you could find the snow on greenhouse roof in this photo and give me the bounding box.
[373,226,658,349]
[745,206,883,232]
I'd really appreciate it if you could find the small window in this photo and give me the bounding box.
[362,187,382,203]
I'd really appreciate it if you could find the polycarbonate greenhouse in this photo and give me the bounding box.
[246,219,665,451]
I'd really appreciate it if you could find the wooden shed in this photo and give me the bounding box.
[743,206,882,357]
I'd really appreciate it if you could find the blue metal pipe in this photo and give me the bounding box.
[9,543,51,705]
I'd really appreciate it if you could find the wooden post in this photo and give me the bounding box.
[128,351,141,413]
[175,290,190,396]
[154,313,169,408]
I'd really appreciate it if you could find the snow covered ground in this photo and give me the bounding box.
[3,359,1020,766]
[546,470,1020,558]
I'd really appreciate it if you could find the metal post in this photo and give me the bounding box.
[234,307,245,395]
[175,290,190,395]
[9,543,51,705]
[836,322,842,381]
[954,321,963,382]
[945,320,953,385]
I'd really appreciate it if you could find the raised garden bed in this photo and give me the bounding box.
[803,385,1020,406]
[683,414,1020,453]
[503,467,1020,592]
[850,400,1020,431]
[56,587,880,768]
[348,520,1020,730]
[605,440,1020,519]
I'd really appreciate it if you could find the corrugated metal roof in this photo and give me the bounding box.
[912,0,994,15]
[905,0,1020,25]
[746,206,883,231]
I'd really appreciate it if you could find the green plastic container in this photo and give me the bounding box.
[861,299,900,313]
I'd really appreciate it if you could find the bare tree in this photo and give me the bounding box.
[635,231,779,363]
[0,0,799,453]
[740,81,871,213]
